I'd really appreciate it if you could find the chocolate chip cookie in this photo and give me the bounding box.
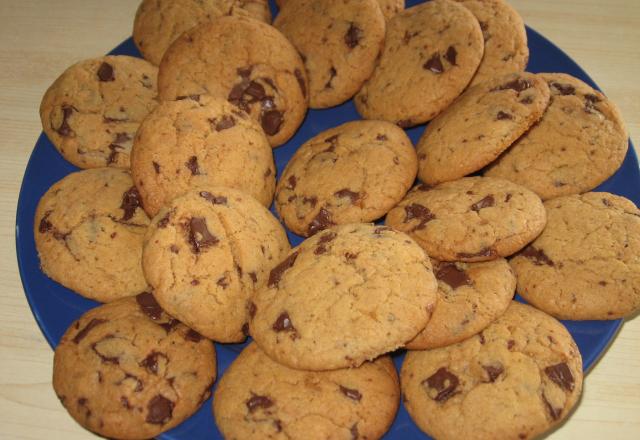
[485,73,629,200]
[130,94,275,217]
[355,0,484,127]
[40,55,158,169]
[142,187,290,342]
[275,120,417,237]
[511,192,640,320]
[214,343,399,439]
[454,0,529,87]
[385,177,547,262]
[34,168,149,302]
[401,301,583,440]
[417,72,550,185]
[274,0,386,108]
[249,223,438,371]
[406,258,516,350]
[158,16,308,147]
[52,293,216,439]
[133,0,271,66]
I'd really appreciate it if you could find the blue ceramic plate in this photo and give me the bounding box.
[15,1,638,438]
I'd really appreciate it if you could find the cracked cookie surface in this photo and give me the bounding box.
[385,177,547,262]
[401,301,583,440]
[214,343,399,440]
[511,192,640,320]
[35,168,150,302]
[454,0,529,87]
[355,0,484,127]
[130,95,275,217]
[133,0,271,66]
[142,187,290,342]
[274,0,385,108]
[485,73,628,200]
[275,120,417,237]
[157,16,308,147]
[40,55,158,169]
[52,293,216,440]
[250,223,438,370]
[417,72,550,185]
[406,258,515,350]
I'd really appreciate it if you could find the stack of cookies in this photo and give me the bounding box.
[33,0,639,439]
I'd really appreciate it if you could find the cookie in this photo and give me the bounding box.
[355,0,484,127]
[385,177,547,262]
[52,293,216,439]
[417,72,550,185]
[275,120,417,237]
[40,55,158,169]
[214,343,399,439]
[454,0,529,87]
[406,258,515,350]
[277,0,404,21]
[158,16,308,147]
[142,187,290,342]
[511,192,640,320]
[133,0,271,66]
[130,95,275,217]
[35,168,149,302]
[485,73,629,200]
[249,223,438,371]
[274,0,386,108]
[401,301,583,440]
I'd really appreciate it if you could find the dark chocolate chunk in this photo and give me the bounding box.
[273,312,295,332]
[188,217,219,253]
[287,175,297,190]
[73,318,107,344]
[424,53,444,74]
[483,364,504,382]
[376,134,387,141]
[435,262,472,289]
[56,105,75,136]
[345,23,362,48]
[550,82,575,95]
[456,247,497,259]
[339,385,362,401]
[185,329,203,342]
[493,78,532,93]
[146,395,174,424]
[249,271,258,283]
[334,189,360,203]
[158,319,179,333]
[246,394,273,413]
[542,393,561,420]
[136,292,164,320]
[107,143,123,165]
[120,186,142,221]
[214,115,236,131]
[544,363,574,391]
[520,96,534,104]
[294,68,306,97]
[351,423,359,440]
[217,276,229,289]
[261,110,283,136]
[268,251,300,288]
[140,351,167,374]
[444,46,457,65]
[470,195,495,212]
[200,191,227,205]
[307,208,334,236]
[157,211,171,228]
[519,246,554,267]
[497,111,513,120]
[97,62,115,82]
[39,211,53,233]
[245,81,266,101]
[185,156,200,175]
[325,66,337,89]
[422,367,460,402]
[404,203,435,230]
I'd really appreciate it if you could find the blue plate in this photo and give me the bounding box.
[15,1,637,438]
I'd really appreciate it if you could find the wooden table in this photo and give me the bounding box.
[0,1,638,438]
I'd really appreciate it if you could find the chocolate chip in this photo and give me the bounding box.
[237,66,253,78]
[245,81,266,101]
[91,337,119,365]
[97,62,115,82]
[584,93,602,113]
[404,203,435,230]
[140,351,167,374]
[261,110,283,136]
[351,423,359,440]
[136,292,164,321]
[107,143,123,165]
[456,248,497,259]
[397,119,413,128]
[217,276,229,289]
[39,211,53,233]
[519,246,554,267]
[471,195,495,211]
[550,82,575,95]
[268,251,300,288]
[176,94,201,102]
[520,96,534,104]
[294,68,306,97]
[376,134,387,141]
[544,363,574,391]
[185,329,203,342]
[334,189,360,203]
[246,394,273,413]
[483,364,504,382]
[157,211,171,228]
[424,53,444,74]
[542,393,561,420]
[507,339,515,350]
[287,175,297,190]
[73,318,107,344]
[249,302,257,318]
[345,252,358,260]
[122,372,144,392]
[56,105,75,137]
[493,78,532,93]
[273,312,295,332]
[120,187,142,221]
[158,319,179,333]
[213,115,236,131]
[146,395,174,424]
[435,262,472,289]
[307,208,334,236]
[121,396,133,410]
[504,193,513,202]
[497,111,513,120]
[422,367,460,402]
[228,81,248,103]
[339,385,362,401]
[200,191,227,205]
[444,46,457,65]
[185,156,200,175]
[115,132,131,144]
[345,23,362,48]
[242,322,250,336]
[325,67,337,89]
[479,21,489,31]
[188,217,219,253]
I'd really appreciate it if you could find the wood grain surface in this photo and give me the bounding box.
[0,0,638,439]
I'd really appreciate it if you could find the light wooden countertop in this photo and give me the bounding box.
[0,0,638,438]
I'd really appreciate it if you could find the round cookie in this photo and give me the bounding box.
[385,177,547,262]
[401,301,583,440]
[40,55,158,169]
[53,293,216,440]
[354,0,484,127]
[454,0,529,87]
[406,258,516,350]
[34,168,150,302]
[214,343,399,440]
[511,192,640,320]
[485,73,629,200]
[130,95,275,217]
[158,16,308,147]
[142,187,290,342]
[275,120,417,237]
[417,72,551,185]
[274,0,386,108]
[277,0,404,21]
[249,223,438,371]
[133,0,271,66]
